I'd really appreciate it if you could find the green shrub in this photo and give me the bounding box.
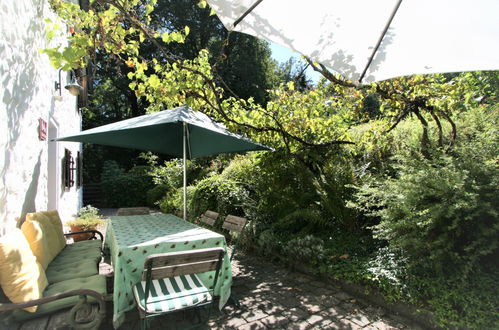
[100,160,154,207]
[240,151,320,224]
[272,208,329,234]
[256,229,283,257]
[146,184,169,208]
[189,175,250,219]
[412,268,499,329]
[283,235,325,265]
[148,159,184,188]
[148,158,213,188]
[350,108,499,276]
[364,246,410,301]
[354,149,498,275]
[158,186,194,217]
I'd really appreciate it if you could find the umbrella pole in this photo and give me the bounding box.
[183,122,187,221]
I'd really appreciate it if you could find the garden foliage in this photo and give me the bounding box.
[44,1,499,327]
[100,161,154,207]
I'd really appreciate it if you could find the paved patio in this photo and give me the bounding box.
[92,209,418,329]
[97,252,418,330]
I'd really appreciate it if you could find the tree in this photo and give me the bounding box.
[44,0,497,159]
[212,32,279,105]
[71,0,280,179]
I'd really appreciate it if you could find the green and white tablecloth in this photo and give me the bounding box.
[105,214,232,329]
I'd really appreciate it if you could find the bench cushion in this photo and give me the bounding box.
[40,210,66,252]
[50,240,102,267]
[12,274,106,321]
[26,212,64,262]
[21,220,53,269]
[45,259,98,284]
[0,229,48,312]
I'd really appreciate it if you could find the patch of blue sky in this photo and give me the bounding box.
[269,42,322,85]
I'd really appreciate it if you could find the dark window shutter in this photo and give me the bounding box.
[63,149,75,190]
[76,151,83,188]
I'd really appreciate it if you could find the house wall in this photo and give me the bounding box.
[0,0,82,236]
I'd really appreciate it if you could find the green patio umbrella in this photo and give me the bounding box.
[56,105,271,219]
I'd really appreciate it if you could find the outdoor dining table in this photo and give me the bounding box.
[104,213,233,329]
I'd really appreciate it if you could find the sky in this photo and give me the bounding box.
[269,42,323,84]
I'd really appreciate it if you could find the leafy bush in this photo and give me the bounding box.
[238,152,321,225]
[146,184,169,208]
[158,186,194,217]
[350,108,499,276]
[100,160,154,207]
[272,208,329,234]
[283,235,326,265]
[188,175,250,219]
[364,246,410,301]
[344,108,499,328]
[148,158,213,188]
[354,149,498,275]
[256,229,283,257]
[148,159,184,188]
[411,267,499,329]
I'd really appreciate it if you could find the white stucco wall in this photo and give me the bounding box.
[0,0,82,236]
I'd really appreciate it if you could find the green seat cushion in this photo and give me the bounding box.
[133,274,211,313]
[12,274,106,321]
[69,239,102,250]
[65,239,102,257]
[46,259,98,284]
[51,241,101,267]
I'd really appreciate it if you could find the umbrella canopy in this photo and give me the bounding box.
[56,105,271,219]
[206,0,499,84]
[57,105,269,158]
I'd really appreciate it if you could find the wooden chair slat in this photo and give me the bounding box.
[147,260,220,279]
[199,215,216,226]
[205,210,219,219]
[199,210,218,226]
[222,215,247,233]
[147,248,223,268]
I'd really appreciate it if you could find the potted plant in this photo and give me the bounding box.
[67,205,104,241]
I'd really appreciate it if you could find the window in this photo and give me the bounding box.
[63,149,75,190]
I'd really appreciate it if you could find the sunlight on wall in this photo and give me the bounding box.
[0,0,82,236]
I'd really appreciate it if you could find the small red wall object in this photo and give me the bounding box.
[38,118,47,141]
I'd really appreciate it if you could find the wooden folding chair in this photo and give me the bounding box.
[132,247,225,330]
[222,215,247,261]
[198,210,219,227]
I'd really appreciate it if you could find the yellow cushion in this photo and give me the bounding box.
[0,229,48,312]
[40,210,66,251]
[26,212,63,262]
[21,220,52,269]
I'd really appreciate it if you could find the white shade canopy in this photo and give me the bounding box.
[206,0,499,84]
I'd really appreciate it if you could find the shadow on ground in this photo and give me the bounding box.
[99,250,416,330]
